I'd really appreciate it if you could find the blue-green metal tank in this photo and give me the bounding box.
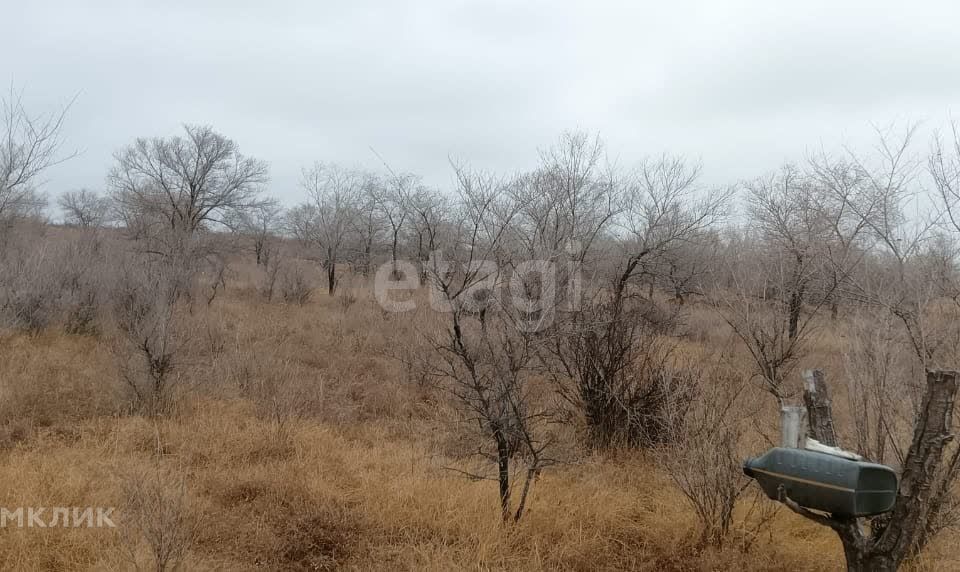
[743,447,898,517]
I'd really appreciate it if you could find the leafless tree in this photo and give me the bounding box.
[284,202,317,247]
[840,125,943,363]
[58,188,110,228]
[227,198,281,266]
[421,162,553,522]
[654,236,720,305]
[806,152,873,318]
[347,179,384,276]
[712,233,825,405]
[370,170,414,278]
[510,131,619,263]
[0,88,73,233]
[405,185,448,277]
[109,124,268,241]
[548,153,729,448]
[299,163,364,295]
[744,163,833,340]
[259,248,285,302]
[615,155,732,296]
[765,369,960,572]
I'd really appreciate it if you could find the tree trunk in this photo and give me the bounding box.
[494,429,511,521]
[327,261,336,296]
[803,369,838,447]
[845,547,896,571]
[787,254,805,340]
[513,466,537,522]
[787,284,803,340]
[870,370,959,565]
[793,369,960,571]
[391,232,400,279]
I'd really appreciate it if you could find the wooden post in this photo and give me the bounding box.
[803,369,838,447]
[780,405,808,449]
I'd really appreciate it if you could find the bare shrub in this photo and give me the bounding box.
[840,310,923,465]
[249,358,315,441]
[551,294,692,449]
[336,290,357,310]
[0,229,112,336]
[0,242,58,334]
[56,237,109,335]
[280,265,312,306]
[655,356,752,547]
[259,250,284,302]
[109,262,188,415]
[120,459,199,572]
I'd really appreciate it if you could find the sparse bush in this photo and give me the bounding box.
[336,290,357,310]
[551,294,692,449]
[120,461,199,572]
[0,243,58,334]
[655,356,751,547]
[259,250,284,301]
[280,266,312,305]
[0,232,111,336]
[109,262,187,415]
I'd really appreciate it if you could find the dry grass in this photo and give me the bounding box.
[0,260,958,570]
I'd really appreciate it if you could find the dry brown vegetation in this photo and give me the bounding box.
[0,252,956,571]
[6,105,960,570]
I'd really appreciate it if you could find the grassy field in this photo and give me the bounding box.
[0,261,957,571]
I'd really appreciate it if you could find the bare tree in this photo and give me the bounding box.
[370,170,413,278]
[58,188,110,228]
[405,185,448,278]
[806,152,873,318]
[549,153,729,448]
[0,88,73,232]
[615,155,731,297]
[351,187,382,277]
[833,125,947,363]
[227,198,281,266]
[767,369,960,572]
[511,131,619,263]
[744,163,832,340]
[422,162,553,522]
[299,162,363,295]
[109,124,268,239]
[711,234,825,405]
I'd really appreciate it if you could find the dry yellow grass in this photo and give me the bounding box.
[0,265,958,571]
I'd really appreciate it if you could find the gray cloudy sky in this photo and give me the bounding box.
[6,0,960,205]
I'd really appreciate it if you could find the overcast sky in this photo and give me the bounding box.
[6,0,960,206]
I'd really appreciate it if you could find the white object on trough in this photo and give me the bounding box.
[805,437,864,461]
